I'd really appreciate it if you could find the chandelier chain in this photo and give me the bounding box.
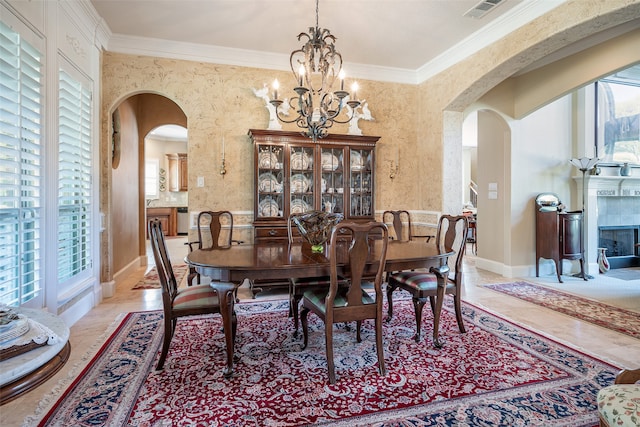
[269,0,362,141]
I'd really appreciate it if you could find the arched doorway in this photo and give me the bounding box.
[105,93,187,293]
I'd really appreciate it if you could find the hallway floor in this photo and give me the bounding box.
[2,238,639,425]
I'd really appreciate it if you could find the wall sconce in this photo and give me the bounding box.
[220,137,227,176]
[220,158,226,176]
[389,160,399,179]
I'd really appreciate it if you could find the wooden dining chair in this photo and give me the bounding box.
[186,210,243,285]
[382,209,434,243]
[300,221,389,384]
[382,210,412,241]
[148,219,237,376]
[386,214,468,347]
[287,213,348,334]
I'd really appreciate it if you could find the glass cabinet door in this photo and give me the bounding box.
[256,145,284,218]
[320,147,345,214]
[289,145,314,215]
[349,148,373,217]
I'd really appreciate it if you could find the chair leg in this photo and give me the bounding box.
[292,295,302,334]
[356,320,362,343]
[218,288,236,379]
[301,306,310,349]
[326,321,336,384]
[375,315,386,376]
[453,293,466,333]
[156,316,174,370]
[287,281,294,317]
[186,269,196,286]
[412,298,426,342]
[385,283,397,321]
[431,279,447,349]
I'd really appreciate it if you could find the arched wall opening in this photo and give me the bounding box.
[105,92,187,289]
[438,16,640,277]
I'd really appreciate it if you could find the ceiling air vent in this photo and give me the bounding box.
[464,0,505,19]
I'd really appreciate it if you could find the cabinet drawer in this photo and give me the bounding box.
[255,227,289,240]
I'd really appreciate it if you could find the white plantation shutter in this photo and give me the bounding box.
[58,69,92,283]
[0,21,43,306]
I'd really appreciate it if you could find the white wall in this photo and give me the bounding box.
[512,94,575,274]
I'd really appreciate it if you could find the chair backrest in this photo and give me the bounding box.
[287,213,304,243]
[196,210,234,249]
[434,214,469,284]
[148,219,179,310]
[327,221,389,309]
[382,210,412,242]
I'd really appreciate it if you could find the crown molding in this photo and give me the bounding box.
[102,0,565,86]
[106,34,418,85]
[416,0,565,83]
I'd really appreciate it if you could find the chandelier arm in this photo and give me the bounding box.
[271,99,304,124]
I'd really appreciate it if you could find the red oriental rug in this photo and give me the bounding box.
[132,264,188,289]
[483,281,640,339]
[30,298,617,426]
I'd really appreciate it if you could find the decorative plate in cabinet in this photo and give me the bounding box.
[291,151,310,170]
[258,198,280,217]
[258,173,282,193]
[351,151,364,171]
[291,199,310,214]
[321,152,340,171]
[290,174,310,193]
[258,151,279,169]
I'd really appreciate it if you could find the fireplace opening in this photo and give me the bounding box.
[598,225,640,269]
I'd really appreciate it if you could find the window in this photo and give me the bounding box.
[596,65,640,165]
[145,159,160,199]
[0,21,43,306]
[58,68,93,284]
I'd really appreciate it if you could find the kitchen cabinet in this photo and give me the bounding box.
[147,207,177,237]
[166,153,188,192]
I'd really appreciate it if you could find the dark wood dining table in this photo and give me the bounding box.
[186,239,452,377]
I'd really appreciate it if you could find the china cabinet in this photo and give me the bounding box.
[249,129,379,243]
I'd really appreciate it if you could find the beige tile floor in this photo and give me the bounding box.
[2,237,639,425]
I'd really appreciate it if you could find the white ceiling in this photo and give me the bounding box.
[90,0,571,82]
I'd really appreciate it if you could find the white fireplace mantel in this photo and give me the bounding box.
[581,175,640,197]
[573,174,640,274]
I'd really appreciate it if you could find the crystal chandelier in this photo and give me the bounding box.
[270,0,360,141]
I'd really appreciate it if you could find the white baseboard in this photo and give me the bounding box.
[113,257,143,286]
[59,291,95,327]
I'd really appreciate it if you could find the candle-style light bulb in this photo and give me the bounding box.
[351,82,359,100]
[272,79,279,100]
[339,69,345,90]
[298,65,305,86]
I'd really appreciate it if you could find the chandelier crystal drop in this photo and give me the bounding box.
[270,0,360,141]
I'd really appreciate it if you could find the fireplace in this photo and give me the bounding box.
[598,225,640,269]
[575,174,640,274]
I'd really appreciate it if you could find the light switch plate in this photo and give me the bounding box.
[197,176,204,187]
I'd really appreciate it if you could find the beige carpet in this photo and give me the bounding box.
[603,267,640,281]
